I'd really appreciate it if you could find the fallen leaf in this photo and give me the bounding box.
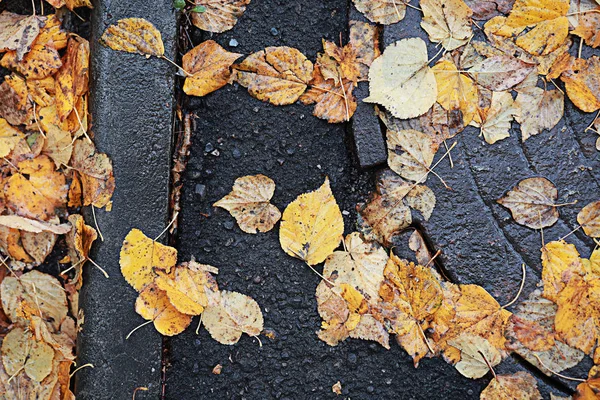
[332,381,342,395]
[70,138,115,209]
[352,0,406,24]
[0,227,33,263]
[5,155,67,221]
[432,58,479,126]
[21,231,57,264]
[191,0,251,33]
[574,366,600,399]
[541,240,583,302]
[0,12,41,61]
[559,56,600,113]
[279,178,344,266]
[480,371,542,400]
[0,215,70,234]
[1,327,54,382]
[1,38,62,80]
[233,46,313,105]
[497,177,560,229]
[409,230,433,266]
[202,290,264,345]
[120,228,178,291]
[571,8,600,48]
[364,38,437,119]
[465,0,515,20]
[300,65,357,123]
[448,333,501,379]
[182,40,242,97]
[42,123,73,168]
[213,174,281,234]
[54,35,90,121]
[386,129,439,183]
[473,91,516,144]
[420,0,473,51]
[0,118,24,157]
[468,55,536,91]
[514,84,564,141]
[64,214,97,289]
[100,18,164,57]
[135,283,192,336]
[154,261,219,315]
[320,40,361,84]
[349,20,381,82]
[0,77,31,126]
[315,280,351,346]
[349,314,390,349]
[577,200,600,237]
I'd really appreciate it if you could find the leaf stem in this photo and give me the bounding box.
[501,263,526,309]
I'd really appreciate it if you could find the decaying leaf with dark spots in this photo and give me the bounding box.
[464,0,515,20]
[55,35,90,122]
[468,55,535,91]
[300,65,357,123]
[420,0,473,51]
[70,138,115,209]
[480,371,542,400]
[0,12,42,61]
[497,177,560,229]
[100,18,164,57]
[64,214,98,290]
[191,0,251,33]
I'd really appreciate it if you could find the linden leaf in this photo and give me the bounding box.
[420,0,473,51]
[349,314,390,349]
[514,84,564,141]
[364,38,437,119]
[279,178,344,266]
[5,155,68,221]
[65,214,98,290]
[135,283,192,336]
[70,138,115,209]
[191,0,251,33]
[0,12,42,61]
[0,118,24,158]
[472,91,516,145]
[0,215,70,234]
[213,174,281,234]
[497,177,560,229]
[577,200,600,238]
[300,65,357,123]
[468,55,536,91]
[387,129,439,183]
[202,290,264,345]
[1,327,54,382]
[352,0,406,24]
[182,40,242,97]
[480,371,542,400]
[1,270,68,331]
[154,261,220,315]
[541,240,583,302]
[448,333,501,379]
[559,56,600,113]
[322,232,388,304]
[233,46,314,106]
[120,228,177,291]
[100,18,164,57]
[432,59,479,126]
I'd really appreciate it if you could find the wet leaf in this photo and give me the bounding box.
[469,55,536,91]
[0,12,42,61]
[559,56,600,113]
[213,174,281,234]
[577,200,600,238]
[541,240,583,302]
[480,371,542,400]
[182,40,242,97]
[70,138,115,209]
[315,280,351,346]
[365,38,437,119]
[571,10,600,48]
[300,65,357,123]
[386,129,439,183]
[473,91,516,144]
[233,46,313,106]
[514,84,564,141]
[465,0,515,20]
[202,290,264,345]
[100,18,164,57]
[135,283,192,336]
[65,214,97,290]
[21,231,57,264]
[55,35,90,122]
[432,58,479,126]
[448,333,501,379]
[1,327,54,382]
[349,20,381,82]
[421,0,473,51]
[1,37,62,80]
[279,178,344,266]
[120,228,178,291]
[42,123,73,168]
[497,177,560,229]
[191,0,251,33]
[352,0,406,24]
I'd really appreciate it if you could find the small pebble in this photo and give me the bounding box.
[211,149,220,156]
[253,275,262,284]
[195,184,206,197]
[342,210,350,216]
[367,386,374,393]
[223,220,234,230]
[270,27,279,36]
[347,353,357,364]
[229,38,239,47]
[277,158,285,165]
[232,148,242,159]
[204,143,214,152]
[286,148,295,155]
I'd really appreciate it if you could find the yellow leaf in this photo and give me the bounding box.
[387,129,439,183]
[0,118,24,158]
[1,39,62,80]
[182,40,242,97]
[1,327,54,382]
[559,56,600,113]
[213,174,281,234]
[65,214,98,290]
[55,35,89,122]
[202,290,264,345]
[279,178,344,266]
[120,228,177,291]
[448,333,501,379]
[480,371,542,400]
[233,46,314,105]
[432,59,479,126]
[541,240,583,302]
[352,0,406,25]
[497,177,560,229]
[577,200,600,238]
[42,123,73,168]
[420,0,473,51]
[191,0,251,33]
[365,38,437,119]
[135,283,192,336]
[100,18,164,57]
[154,261,219,315]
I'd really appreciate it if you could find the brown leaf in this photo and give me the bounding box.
[0,215,70,234]
[497,177,560,229]
[465,0,515,20]
[469,55,536,91]
[300,65,357,123]
[352,0,406,24]
[448,333,501,379]
[0,12,42,61]
[480,371,542,400]
[1,38,62,80]
[191,0,251,33]
[514,83,564,141]
[55,35,90,122]
[577,200,600,238]
[70,138,115,209]
[64,214,97,290]
[349,20,380,82]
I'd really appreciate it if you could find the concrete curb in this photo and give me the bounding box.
[75,2,178,399]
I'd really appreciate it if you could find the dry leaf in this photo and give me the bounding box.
[0,118,24,158]
[571,12,600,48]
[514,84,564,141]
[432,59,479,126]
[1,37,62,80]
[474,91,516,144]
[21,231,57,264]
[352,0,406,24]
[448,333,501,379]
[315,281,351,346]
[191,0,251,33]
[480,371,542,400]
[120,228,178,291]
[65,214,97,289]
[202,290,264,345]
[0,215,70,234]
[213,174,281,234]
[55,35,89,122]
[409,230,433,266]
[70,138,115,209]
[349,314,390,349]
[578,201,600,237]
[5,155,67,221]
[233,46,313,105]
[154,261,219,315]
[541,240,583,302]
[497,177,560,229]
[182,40,242,97]
[42,123,73,168]
[100,18,164,57]
[386,129,439,183]
[332,381,342,395]
[300,65,357,123]
[0,12,42,61]
[365,38,437,119]
[469,55,536,91]
[279,178,344,266]
[1,327,54,382]
[135,283,192,336]
[349,20,381,82]
[465,0,515,20]
[420,0,473,51]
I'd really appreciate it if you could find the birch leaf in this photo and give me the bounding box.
[497,177,560,229]
[577,201,600,238]
[100,18,164,57]
[191,0,251,33]
[449,333,501,379]
[135,283,192,336]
